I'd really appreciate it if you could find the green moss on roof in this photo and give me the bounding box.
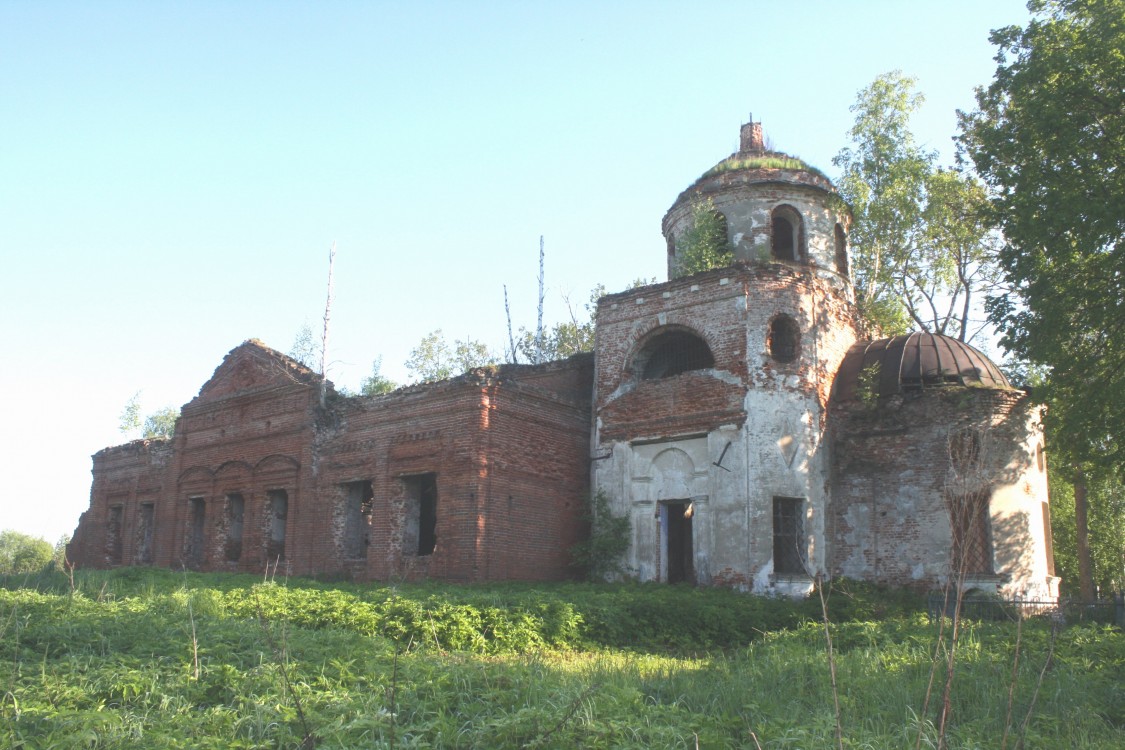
[701,154,829,181]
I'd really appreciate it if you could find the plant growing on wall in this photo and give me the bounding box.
[570,490,630,581]
[673,196,732,278]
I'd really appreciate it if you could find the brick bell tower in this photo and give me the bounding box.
[592,119,861,593]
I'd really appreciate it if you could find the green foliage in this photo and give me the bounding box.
[515,285,604,363]
[142,406,179,439]
[118,393,180,440]
[960,0,1125,472]
[287,322,319,370]
[1048,457,1125,596]
[1,571,1122,748]
[703,154,827,179]
[358,356,397,396]
[405,329,498,383]
[0,530,54,574]
[855,362,882,408]
[569,490,631,582]
[672,196,732,278]
[118,391,142,435]
[53,534,70,571]
[835,71,932,335]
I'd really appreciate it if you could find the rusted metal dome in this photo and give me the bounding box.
[834,332,1012,401]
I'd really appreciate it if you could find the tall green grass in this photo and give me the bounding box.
[1,569,1122,748]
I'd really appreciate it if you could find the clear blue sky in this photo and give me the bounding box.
[0,0,1031,543]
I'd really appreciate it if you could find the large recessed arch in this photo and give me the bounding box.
[632,327,715,381]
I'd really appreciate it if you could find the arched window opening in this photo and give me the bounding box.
[771,206,804,262]
[768,315,801,363]
[712,210,729,248]
[635,329,715,380]
[834,224,849,275]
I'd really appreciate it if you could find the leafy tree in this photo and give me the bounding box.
[672,197,732,278]
[514,284,605,362]
[570,490,631,581]
[119,392,142,435]
[118,394,179,440]
[359,356,397,396]
[959,0,1125,598]
[143,407,179,439]
[910,169,1003,341]
[53,534,71,571]
[406,331,454,382]
[960,0,1125,466]
[834,71,933,335]
[287,322,318,369]
[0,530,54,575]
[405,330,497,383]
[835,72,1002,341]
[1047,460,1125,597]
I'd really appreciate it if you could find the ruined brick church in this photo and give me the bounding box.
[69,122,1059,600]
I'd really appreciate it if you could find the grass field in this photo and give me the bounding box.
[1,569,1122,748]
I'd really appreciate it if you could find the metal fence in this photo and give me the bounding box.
[926,591,1125,627]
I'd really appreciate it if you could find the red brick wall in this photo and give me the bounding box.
[70,343,593,583]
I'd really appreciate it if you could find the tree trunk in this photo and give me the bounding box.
[1074,468,1096,602]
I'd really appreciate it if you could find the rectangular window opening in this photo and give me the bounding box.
[187,497,206,569]
[773,496,806,575]
[106,505,124,565]
[266,489,289,562]
[225,493,245,562]
[136,503,155,565]
[342,481,373,559]
[403,473,438,556]
[951,491,993,575]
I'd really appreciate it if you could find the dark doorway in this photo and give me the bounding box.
[266,489,288,562]
[403,473,438,556]
[187,497,206,569]
[224,493,245,562]
[137,503,154,564]
[341,480,374,559]
[665,502,694,584]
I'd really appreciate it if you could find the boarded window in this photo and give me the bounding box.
[106,505,124,565]
[342,480,373,559]
[187,497,206,569]
[266,490,288,562]
[225,493,245,562]
[773,497,806,575]
[403,474,438,556]
[636,329,715,380]
[136,503,154,565]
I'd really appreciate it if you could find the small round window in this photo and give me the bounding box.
[768,315,800,363]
